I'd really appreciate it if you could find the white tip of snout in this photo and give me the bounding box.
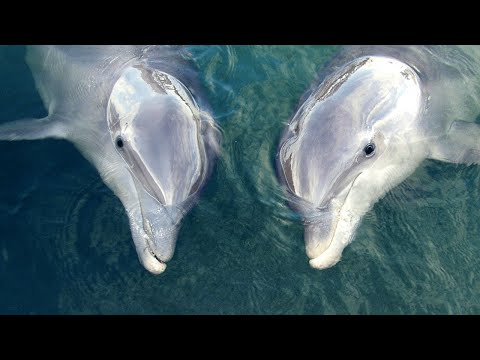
[308,251,342,270]
[144,258,167,274]
[304,223,343,270]
[139,247,167,275]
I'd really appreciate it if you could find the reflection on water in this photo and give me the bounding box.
[0,45,480,314]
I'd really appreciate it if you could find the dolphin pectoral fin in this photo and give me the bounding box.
[429,120,480,165]
[0,116,66,141]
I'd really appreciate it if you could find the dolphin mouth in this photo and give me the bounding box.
[138,243,168,275]
[133,227,173,275]
[145,242,167,266]
[143,221,179,263]
[304,172,362,269]
[308,244,343,270]
[153,255,166,265]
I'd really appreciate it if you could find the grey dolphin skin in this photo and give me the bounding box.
[0,46,220,274]
[277,45,480,270]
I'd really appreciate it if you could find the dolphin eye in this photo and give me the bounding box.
[116,136,124,148]
[364,143,375,157]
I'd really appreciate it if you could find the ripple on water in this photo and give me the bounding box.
[19,145,136,313]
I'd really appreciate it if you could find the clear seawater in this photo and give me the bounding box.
[1,45,479,314]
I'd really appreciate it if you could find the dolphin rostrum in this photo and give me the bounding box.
[276,46,480,270]
[0,45,220,274]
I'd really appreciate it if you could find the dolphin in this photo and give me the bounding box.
[276,45,480,270]
[0,45,220,274]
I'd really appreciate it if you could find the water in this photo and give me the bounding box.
[1,45,480,314]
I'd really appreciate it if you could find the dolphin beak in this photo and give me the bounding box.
[308,245,343,270]
[138,244,168,274]
[304,221,344,269]
[303,198,350,270]
[305,222,346,269]
[128,223,168,275]
[137,185,183,269]
[128,204,180,275]
[143,215,179,263]
[304,222,334,259]
[122,176,184,274]
[304,172,363,269]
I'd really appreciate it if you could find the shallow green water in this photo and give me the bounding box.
[1,45,480,314]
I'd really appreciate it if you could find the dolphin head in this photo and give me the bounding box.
[107,65,211,274]
[278,56,427,269]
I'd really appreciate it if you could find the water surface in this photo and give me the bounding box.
[1,45,479,314]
